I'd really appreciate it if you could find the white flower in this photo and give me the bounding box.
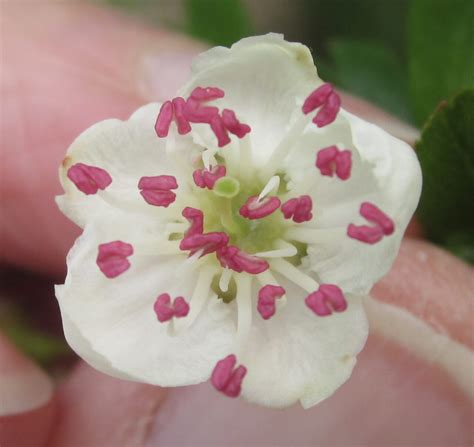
[55,34,421,409]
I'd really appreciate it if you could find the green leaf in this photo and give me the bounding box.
[327,39,412,121]
[416,89,474,263]
[408,0,474,125]
[184,0,253,47]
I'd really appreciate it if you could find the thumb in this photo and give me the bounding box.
[0,333,55,447]
[0,1,204,275]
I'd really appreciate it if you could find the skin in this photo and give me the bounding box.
[0,2,472,446]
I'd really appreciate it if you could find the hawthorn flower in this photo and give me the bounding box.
[55,34,421,409]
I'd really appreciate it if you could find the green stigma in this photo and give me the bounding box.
[213,176,240,198]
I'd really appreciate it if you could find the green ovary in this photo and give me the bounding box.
[197,175,286,253]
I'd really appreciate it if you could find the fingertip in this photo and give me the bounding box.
[0,333,56,446]
[49,363,167,447]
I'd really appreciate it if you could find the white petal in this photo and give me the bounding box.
[239,278,368,409]
[57,103,200,228]
[59,308,136,381]
[56,218,236,386]
[179,33,321,165]
[285,111,421,294]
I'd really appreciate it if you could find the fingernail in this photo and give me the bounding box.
[0,334,54,416]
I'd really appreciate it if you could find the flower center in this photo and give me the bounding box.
[197,175,287,254]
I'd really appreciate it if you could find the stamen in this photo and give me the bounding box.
[184,97,219,124]
[305,284,347,316]
[211,354,247,398]
[285,226,340,244]
[347,202,394,244]
[217,246,269,274]
[270,258,319,293]
[180,232,229,257]
[175,248,206,276]
[153,293,190,322]
[258,175,280,201]
[155,101,174,138]
[347,225,384,244]
[219,268,233,292]
[360,202,395,235]
[257,270,287,309]
[193,165,226,189]
[67,163,112,195]
[257,284,286,320]
[302,83,333,115]
[182,207,204,237]
[138,175,178,207]
[259,112,312,180]
[171,97,192,135]
[254,239,297,258]
[171,265,218,334]
[235,274,252,347]
[96,241,133,278]
[239,195,281,220]
[222,109,251,138]
[190,86,225,101]
[210,115,231,148]
[281,195,313,223]
[312,91,341,128]
[315,145,352,180]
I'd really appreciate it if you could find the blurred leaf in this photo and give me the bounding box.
[327,39,412,121]
[408,0,474,125]
[416,89,474,263]
[184,0,253,46]
[304,0,410,61]
[1,311,70,366]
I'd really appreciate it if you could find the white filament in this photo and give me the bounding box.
[258,175,281,201]
[270,258,319,293]
[219,268,233,292]
[234,274,253,352]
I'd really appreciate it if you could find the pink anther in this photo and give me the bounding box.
[184,97,219,124]
[216,246,269,274]
[155,98,192,137]
[347,224,384,244]
[190,86,225,101]
[96,241,133,278]
[193,165,227,189]
[305,284,347,316]
[302,83,333,115]
[303,83,341,127]
[155,101,174,138]
[312,91,341,127]
[347,202,395,244]
[182,207,204,237]
[180,232,229,257]
[172,97,192,135]
[360,202,395,235]
[281,195,313,223]
[153,293,190,323]
[210,115,231,147]
[222,109,251,138]
[67,163,112,195]
[239,195,281,220]
[138,175,178,207]
[315,145,352,180]
[211,354,247,398]
[257,284,286,320]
